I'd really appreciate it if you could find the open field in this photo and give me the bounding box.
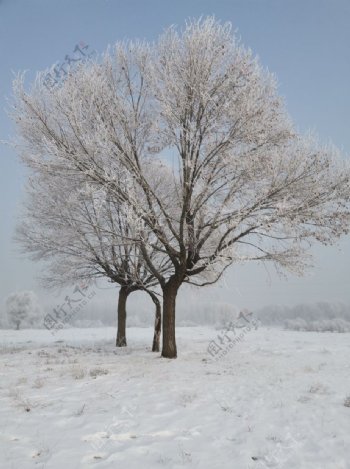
[0,326,349,468]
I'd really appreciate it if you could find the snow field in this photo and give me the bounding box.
[0,326,349,468]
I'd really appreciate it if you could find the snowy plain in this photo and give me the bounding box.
[0,326,349,469]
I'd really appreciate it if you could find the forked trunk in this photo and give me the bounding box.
[116,286,129,347]
[146,291,162,352]
[161,279,179,359]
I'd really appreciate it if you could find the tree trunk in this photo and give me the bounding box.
[116,286,129,347]
[146,291,162,352]
[161,279,179,359]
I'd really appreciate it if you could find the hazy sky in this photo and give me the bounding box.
[1,0,350,311]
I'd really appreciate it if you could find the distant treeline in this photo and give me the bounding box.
[1,289,349,332]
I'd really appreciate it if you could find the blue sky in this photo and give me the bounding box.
[1,0,350,310]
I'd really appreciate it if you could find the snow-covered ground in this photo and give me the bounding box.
[0,326,349,468]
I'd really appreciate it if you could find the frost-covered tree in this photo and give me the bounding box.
[6,290,43,330]
[15,170,168,350]
[11,17,350,358]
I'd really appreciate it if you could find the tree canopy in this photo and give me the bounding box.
[12,17,350,357]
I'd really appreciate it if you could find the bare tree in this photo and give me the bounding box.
[11,17,350,358]
[15,170,166,350]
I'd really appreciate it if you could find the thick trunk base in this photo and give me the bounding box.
[116,286,129,348]
[161,280,179,359]
[116,335,127,347]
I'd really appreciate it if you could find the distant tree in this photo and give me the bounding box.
[11,17,350,358]
[6,290,43,330]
